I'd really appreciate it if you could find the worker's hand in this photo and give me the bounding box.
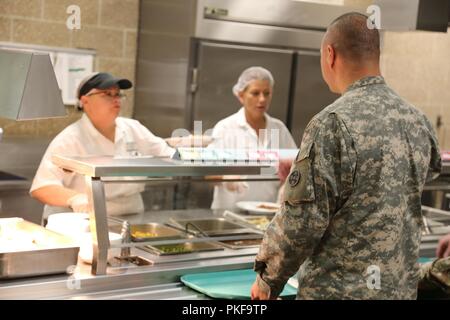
[436,233,450,258]
[278,158,294,184]
[67,193,90,213]
[251,281,271,300]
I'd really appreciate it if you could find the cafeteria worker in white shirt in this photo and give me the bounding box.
[30,72,175,223]
[209,66,297,210]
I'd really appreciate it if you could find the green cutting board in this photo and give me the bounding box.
[181,269,297,300]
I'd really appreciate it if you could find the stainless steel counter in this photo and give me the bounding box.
[0,206,448,299]
[0,252,254,300]
[0,209,259,299]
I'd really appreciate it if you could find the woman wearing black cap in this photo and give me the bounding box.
[30,72,175,223]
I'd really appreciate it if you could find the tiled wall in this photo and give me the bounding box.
[0,0,139,137]
[381,29,450,150]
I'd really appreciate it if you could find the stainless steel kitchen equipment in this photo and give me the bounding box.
[141,240,224,256]
[187,1,344,145]
[0,204,446,299]
[135,0,345,209]
[223,210,272,231]
[420,205,450,257]
[0,50,66,120]
[0,47,67,223]
[130,222,187,242]
[51,154,271,275]
[170,217,262,237]
[120,220,131,257]
[218,238,262,250]
[0,209,260,299]
[0,218,79,279]
[136,0,349,142]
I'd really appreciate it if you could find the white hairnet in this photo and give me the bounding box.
[232,66,275,97]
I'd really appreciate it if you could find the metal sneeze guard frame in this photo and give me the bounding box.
[52,154,273,275]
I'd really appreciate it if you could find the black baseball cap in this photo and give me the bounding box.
[77,72,133,99]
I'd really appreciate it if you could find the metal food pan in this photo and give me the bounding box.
[0,218,79,279]
[218,238,262,250]
[140,241,224,256]
[171,218,258,237]
[130,223,187,242]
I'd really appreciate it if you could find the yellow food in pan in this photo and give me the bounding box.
[132,231,158,239]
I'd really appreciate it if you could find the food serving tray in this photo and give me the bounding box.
[0,218,79,279]
[130,223,187,242]
[140,240,224,256]
[170,218,261,237]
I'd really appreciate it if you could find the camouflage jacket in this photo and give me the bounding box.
[254,76,442,299]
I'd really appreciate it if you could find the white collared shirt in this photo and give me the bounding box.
[31,114,175,218]
[209,107,297,209]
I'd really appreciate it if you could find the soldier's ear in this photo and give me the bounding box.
[326,45,336,69]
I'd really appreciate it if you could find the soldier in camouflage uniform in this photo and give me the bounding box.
[251,13,442,300]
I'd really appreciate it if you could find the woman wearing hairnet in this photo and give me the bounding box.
[209,66,297,210]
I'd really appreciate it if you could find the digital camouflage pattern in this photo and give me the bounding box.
[254,76,442,299]
[419,257,450,294]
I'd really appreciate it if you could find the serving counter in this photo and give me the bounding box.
[50,154,275,275]
[0,209,260,300]
[0,156,448,299]
[1,206,448,300]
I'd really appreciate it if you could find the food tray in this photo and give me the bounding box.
[140,240,224,256]
[181,269,297,299]
[130,223,187,242]
[218,238,262,249]
[0,218,79,279]
[170,218,259,237]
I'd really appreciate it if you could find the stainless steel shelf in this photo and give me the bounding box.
[52,155,270,178]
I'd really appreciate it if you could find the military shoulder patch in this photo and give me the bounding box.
[288,170,301,187]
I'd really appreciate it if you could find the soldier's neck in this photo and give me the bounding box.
[338,65,381,94]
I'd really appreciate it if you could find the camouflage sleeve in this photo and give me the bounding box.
[254,113,357,298]
[423,116,442,182]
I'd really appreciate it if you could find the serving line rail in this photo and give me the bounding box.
[0,248,255,299]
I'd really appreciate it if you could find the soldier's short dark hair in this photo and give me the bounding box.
[327,12,380,62]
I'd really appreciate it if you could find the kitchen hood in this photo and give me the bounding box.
[0,49,66,121]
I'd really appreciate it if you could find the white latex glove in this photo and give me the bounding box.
[67,193,89,213]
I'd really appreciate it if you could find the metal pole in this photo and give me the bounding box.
[85,176,109,275]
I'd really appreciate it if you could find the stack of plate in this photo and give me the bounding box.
[46,212,121,264]
[46,212,90,238]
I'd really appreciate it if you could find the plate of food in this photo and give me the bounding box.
[235,201,281,215]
